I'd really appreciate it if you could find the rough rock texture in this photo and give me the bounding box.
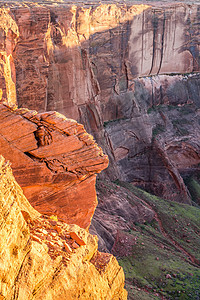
[0,155,127,299]
[90,179,155,252]
[0,7,18,106]
[0,1,199,203]
[0,2,199,115]
[0,104,108,229]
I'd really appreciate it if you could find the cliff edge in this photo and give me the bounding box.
[0,103,108,229]
[0,2,199,203]
[0,155,127,299]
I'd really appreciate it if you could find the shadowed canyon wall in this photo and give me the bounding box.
[0,2,200,203]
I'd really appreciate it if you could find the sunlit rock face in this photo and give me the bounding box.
[0,155,127,299]
[0,8,18,106]
[1,2,198,122]
[1,3,197,121]
[0,1,199,203]
[0,104,108,229]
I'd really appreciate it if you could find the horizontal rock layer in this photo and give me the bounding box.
[0,3,199,116]
[0,2,199,202]
[0,104,108,229]
[0,155,127,299]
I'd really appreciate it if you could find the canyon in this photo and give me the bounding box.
[0,0,199,205]
[0,0,200,299]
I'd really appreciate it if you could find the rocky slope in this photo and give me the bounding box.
[0,1,199,203]
[108,180,200,300]
[0,103,108,229]
[90,179,155,252]
[0,155,127,299]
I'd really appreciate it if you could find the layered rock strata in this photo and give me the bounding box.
[0,2,199,203]
[0,104,108,229]
[0,155,127,299]
[0,2,199,115]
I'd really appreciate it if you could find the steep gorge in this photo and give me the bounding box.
[0,2,200,299]
[0,1,199,204]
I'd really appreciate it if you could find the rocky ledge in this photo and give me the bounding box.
[0,155,127,299]
[0,104,108,229]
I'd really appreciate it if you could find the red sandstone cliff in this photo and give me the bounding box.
[0,2,199,204]
[1,3,199,114]
[0,104,108,229]
[0,3,199,298]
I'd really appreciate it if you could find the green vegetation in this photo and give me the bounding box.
[178,104,194,115]
[119,233,200,299]
[147,103,195,115]
[112,181,200,299]
[172,119,189,126]
[147,105,165,114]
[152,124,165,137]
[184,177,200,205]
[147,103,195,137]
[147,104,178,114]
[172,119,190,136]
[103,117,127,128]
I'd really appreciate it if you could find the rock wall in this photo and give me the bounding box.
[0,104,108,229]
[0,155,127,299]
[0,7,18,106]
[0,2,200,203]
[1,3,199,124]
[102,72,200,203]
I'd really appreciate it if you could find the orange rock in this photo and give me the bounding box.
[55,240,63,247]
[70,232,86,246]
[21,210,31,223]
[1,3,198,207]
[48,241,55,248]
[50,232,57,238]
[64,242,72,253]
[55,225,62,234]
[32,235,42,244]
[0,155,127,299]
[38,228,48,235]
[72,241,79,249]
[0,104,108,229]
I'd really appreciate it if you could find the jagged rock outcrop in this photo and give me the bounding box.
[0,155,127,299]
[0,104,108,229]
[90,179,155,252]
[0,1,199,203]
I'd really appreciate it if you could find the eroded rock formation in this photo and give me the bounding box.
[0,155,127,299]
[1,2,199,115]
[0,2,199,297]
[90,179,155,252]
[0,1,199,204]
[0,7,18,106]
[0,104,108,229]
